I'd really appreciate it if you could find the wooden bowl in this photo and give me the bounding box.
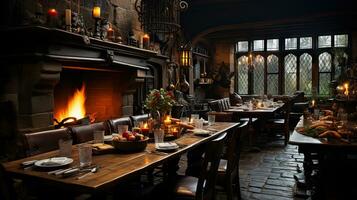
[112,137,149,152]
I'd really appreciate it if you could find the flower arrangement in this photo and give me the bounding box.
[144,88,176,115]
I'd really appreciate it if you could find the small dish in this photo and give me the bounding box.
[155,142,179,151]
[34,157,73,168]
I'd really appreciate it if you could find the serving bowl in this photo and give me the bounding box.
[112,137,149,152]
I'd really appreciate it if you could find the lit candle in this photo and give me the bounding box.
[140,123,149,136]
[311,99,315,107]
[164,116,171,126]
[107,25,114,41]
[65,9,71,30]
[92,6,101,19]
[344,83,349,96]
[142,34,150,49]
[172,127,179,137]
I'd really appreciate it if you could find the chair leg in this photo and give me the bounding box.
[226,177,233,200]
[236,168,241,200]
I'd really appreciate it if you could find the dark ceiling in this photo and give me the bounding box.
[181,0,357,40]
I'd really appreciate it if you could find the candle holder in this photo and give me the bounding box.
[93,18,101,38]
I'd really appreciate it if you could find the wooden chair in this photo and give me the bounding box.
[266,100,292,145]
[107,117,132,134]
[23,128,71,156]
[171,132,227,200]
[216,121,249,200]
[69,122,109,144]
[130,114,150,127]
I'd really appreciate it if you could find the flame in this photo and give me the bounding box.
[55,84,86,122]
[143,123,148,129]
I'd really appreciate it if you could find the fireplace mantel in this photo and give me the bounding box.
[0,26,168,132]
[0,26,161,71]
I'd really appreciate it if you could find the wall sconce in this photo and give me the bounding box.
[178,44,192,67]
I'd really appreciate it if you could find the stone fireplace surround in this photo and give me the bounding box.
[0,26,166,132]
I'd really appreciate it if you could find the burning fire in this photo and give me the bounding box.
[55,84,86,122]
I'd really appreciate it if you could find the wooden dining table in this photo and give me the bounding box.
[2,122,240,196]
[225,103,284,119]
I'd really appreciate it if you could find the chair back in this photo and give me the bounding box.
[225,121,249,180]
[70,122,108,144]
[130,114,150,127]
[23,128,71,156]
[208,100,221,112]
[196,132,227,200]
[108,117,132,134]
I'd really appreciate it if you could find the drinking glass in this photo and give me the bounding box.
[93,130,104,144]
[78,143,92,168]
[117,125,129,134]
[154,128,164,144]
[58,138,72,158]
[194,119,204,129]
[180,117,189,124]
[191,114,199,121]
[208,114,215,125]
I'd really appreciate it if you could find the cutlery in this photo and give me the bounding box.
[50,167,75,176]
[21,160,38,167]
[76,166,99,180]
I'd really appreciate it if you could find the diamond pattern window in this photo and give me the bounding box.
[237,56,249,94]
[334,34,348,47]
[267,39,279,51]
[319,52,332,96]
[300,37,312,49]
[318,36,331,48]
[253,55,265,95]
[285,38,297,50]
[253,40,264,51]
[237,41,249,52]
[284,54,297,94]
[299,53,312,95]
[267,55,279,95]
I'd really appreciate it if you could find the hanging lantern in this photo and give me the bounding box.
[178,44,192,67]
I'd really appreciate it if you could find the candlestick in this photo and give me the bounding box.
[65,9,72,31]
[142,34,150,49]
[107,25,114,41]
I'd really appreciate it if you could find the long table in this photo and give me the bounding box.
[2,122,239,196]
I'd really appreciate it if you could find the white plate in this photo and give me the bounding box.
[34,157,73,168]
[155,142,179,151]
[192,129,212,136]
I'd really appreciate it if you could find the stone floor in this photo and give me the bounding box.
[176,132,307,200]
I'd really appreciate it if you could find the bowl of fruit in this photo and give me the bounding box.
[112,131,149,152]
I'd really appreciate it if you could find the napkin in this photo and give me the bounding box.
[41,157,67,166]
[157,142,178,149]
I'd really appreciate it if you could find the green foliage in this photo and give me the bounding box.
[144,88,176,114]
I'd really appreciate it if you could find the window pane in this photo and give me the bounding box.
[334,34,348,47]
[319,52,332,72]
[237,56,249,94]
[253,40,264,51]
[300,37,312,49]
[334,52,348,79]
[267,39,279,51]
[284,54,297,94]
[300,53,312,95]
[285,38,297,50]
[319,52,332,96]
[267,55,279,73]
[318,35,331,48]
[253,55,265,95]
[237,41,249,52]
[267,75,279,95]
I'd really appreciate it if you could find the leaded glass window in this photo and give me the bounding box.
[267,55,279,95]
[299,53,312,95]
[237,56,249,94]
[318,36,331,48]
[284,54,297,94]
[300,37,312,49]
[285,38,297,50]
[319,52,332,95]
[253,55,265,95]
[253,40,264,51]
[237,41,249,52]
[267,39,279,51]
[334,34,348,47]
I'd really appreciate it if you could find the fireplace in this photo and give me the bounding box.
[0,26,167,132]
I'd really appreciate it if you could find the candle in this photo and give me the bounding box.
[48,8,58,17]
[92,6,101,19]
[172,127,179,137]
[164,116,171,126]
[65,9,71,29]
[141,123,149,136]
[142,34,150,49]
[344,83,349,96]
[107,26,114,41]
[311,100,315,107]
